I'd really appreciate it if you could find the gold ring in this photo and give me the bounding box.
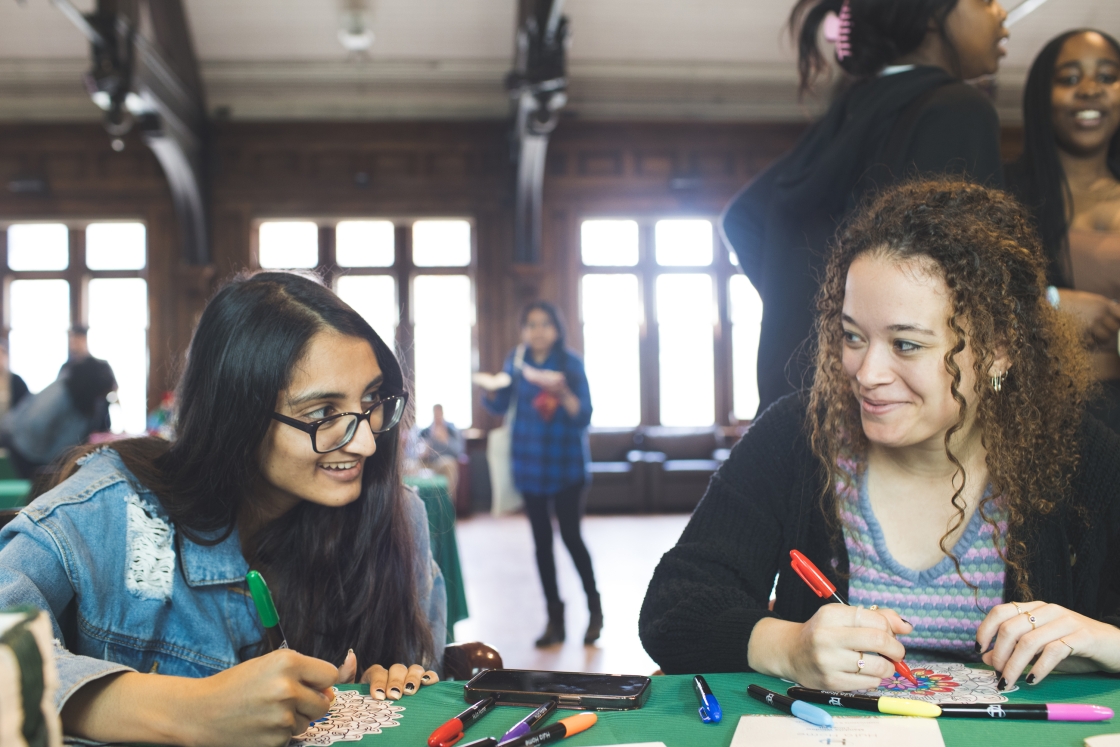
[1012,602,1026,615]
[1059,638,1074,655]
[869,605,879,611]
[856,656,866,673]
[1026,613,1037,630]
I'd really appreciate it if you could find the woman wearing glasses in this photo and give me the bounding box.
[0,272,444,747]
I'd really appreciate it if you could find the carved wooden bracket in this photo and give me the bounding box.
[507,0,568,265]
[53,0,211,265]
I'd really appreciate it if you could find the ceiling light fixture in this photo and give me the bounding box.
[339,0,374,53]
[1006,0,1052,26]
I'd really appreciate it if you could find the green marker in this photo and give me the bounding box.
[246,570,288,651]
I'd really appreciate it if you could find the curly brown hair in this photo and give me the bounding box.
[807,179,1092,601]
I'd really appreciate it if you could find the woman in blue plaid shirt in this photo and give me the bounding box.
[484,301,602,647]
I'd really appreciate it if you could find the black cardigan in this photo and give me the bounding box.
[638,394,1120,675]
[721,67,1004,414]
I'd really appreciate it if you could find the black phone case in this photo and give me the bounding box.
[462,669,652,711]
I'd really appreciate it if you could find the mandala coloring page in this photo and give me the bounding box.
[849,661,1017,704]
[290,689,404,745]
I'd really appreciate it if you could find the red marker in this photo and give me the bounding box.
[429,697,496,747]
[789,549,919,686]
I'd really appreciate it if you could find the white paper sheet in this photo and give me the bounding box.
[731,715,946,747]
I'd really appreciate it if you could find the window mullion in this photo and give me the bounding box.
[69,227,86,330]
[397,223,415,382]
[638,220,659,426]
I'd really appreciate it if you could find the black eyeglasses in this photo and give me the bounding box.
[271,394,408,453]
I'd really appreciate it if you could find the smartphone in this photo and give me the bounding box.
[462,669,652,711]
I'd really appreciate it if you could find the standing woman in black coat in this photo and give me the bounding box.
[722,0,1008,414]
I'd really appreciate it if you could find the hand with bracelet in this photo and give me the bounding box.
[976,601,1120,688]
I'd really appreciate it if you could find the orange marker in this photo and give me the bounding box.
[497,712,596,747]
[789,550,919,686]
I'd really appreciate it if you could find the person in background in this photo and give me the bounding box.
[1,356,116,479]
[1006,29,1120,430]
[59,326,114,433]
[0,340,29,424]
[482,301,602,647]
[58,325,90,375]
[642,180,1120,691]
[417,404,463,497]
[722,0,1008,414]
[0,272,444,747]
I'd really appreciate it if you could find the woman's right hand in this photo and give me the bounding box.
[748,604,912,691]
[1056,288,1120,347]
[180,649,338,747]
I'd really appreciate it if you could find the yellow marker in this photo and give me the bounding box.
[879,697,942,718]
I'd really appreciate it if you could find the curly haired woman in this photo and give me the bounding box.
[640,179,1120,692]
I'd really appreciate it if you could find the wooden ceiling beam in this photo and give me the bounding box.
[52,0,210,265]
[508,0,569,264]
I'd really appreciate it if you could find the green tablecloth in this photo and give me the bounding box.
[403,474,469,640]
[0,480,31,510]
[348,670,1120,746]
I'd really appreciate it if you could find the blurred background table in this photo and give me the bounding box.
[404,473,469,641]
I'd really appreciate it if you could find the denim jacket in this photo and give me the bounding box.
[0,448,446,711]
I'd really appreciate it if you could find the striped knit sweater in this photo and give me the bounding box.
[838,457,1007,656]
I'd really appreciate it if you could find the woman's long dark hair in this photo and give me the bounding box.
[41,271,435,670]
[520,300,575,388]
[1006,30,1120,287]
[790,0,960,93]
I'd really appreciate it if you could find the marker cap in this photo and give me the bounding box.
[698,696,723,724]
[428,720,464,747]
[557,712,597,736]
[879,697,941,718]
[791,700,834,728]
[245,571,279,628]
[790,550,837,599]
[1047,704,1114,722]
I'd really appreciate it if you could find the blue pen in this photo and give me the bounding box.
[498,700,557,745]
[748,684,832,728]
[693,675,722,724]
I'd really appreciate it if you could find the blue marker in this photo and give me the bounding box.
[693,675,722,724]
[748,684,833,728]
[498,700,557,744]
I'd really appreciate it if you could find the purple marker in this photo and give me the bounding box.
[498,700,558,745]
[937,703,1113,721]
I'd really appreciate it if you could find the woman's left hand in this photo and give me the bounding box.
[976,601,1120,687]
[335,653,439,700]
[362,663,439,700]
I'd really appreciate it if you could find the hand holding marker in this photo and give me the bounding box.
[789,550,919,686]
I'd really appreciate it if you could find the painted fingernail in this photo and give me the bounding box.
[374,689,385,699]
[389,687,401,698]
[900,618,912,625]
[405,682,415,692]
[1026,674,1035,684]
[997,677,1007,691]
[973,641,982,654]
[984,640,996,654]
[421,674,432,682]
